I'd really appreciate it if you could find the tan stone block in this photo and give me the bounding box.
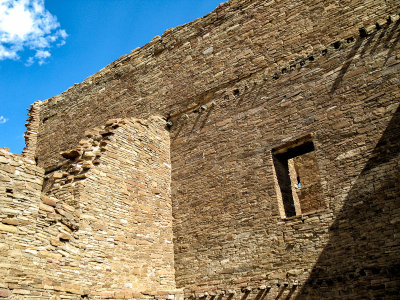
[0,224,18,233]
[130,292,142,299]
[12,289,30,295]
[41,195,57,207]
[100,291,115,299]
[53,285,66,292]
[38,251,62,260]
[2,218,19,226]
[51,238,64,247]
[105,119,119,126]
[39,203,55,213]
[115,235,126,242]
[58,232,72,241]
[52,172,63,179]
[61,150,81,159]
[0,156,9,164]
[41,280,54,289]
[0,175,10,182]
[0,289,11,298]
[6,284,18,289]
[121,290,133,299]
[114,290,125,298]
[66,284,83,295]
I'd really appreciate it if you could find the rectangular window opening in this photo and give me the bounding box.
[272,136,324,218]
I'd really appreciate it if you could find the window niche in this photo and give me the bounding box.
[272,135,324,218]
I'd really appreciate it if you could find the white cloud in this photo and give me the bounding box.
[0,0,67,65]
[0,116,8,124]
[35,49,50,64]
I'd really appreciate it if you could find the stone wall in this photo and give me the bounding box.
[0,118,182,299]
[22,100,42,163]
[35,0,399,170]
[1,0,399,299]
[0,149,45,298]
[170,15,400,298]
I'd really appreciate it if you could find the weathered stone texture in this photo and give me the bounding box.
[1,119,180,298]
[0,149,45,298]
[1,0,400,299]
[35,0,399,170]
[22,100,42,163]
[169,16,400,299]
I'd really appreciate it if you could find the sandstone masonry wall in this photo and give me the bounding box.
[0,118,181,299]
[0,149,45,298]
[170,17,400,299]
[35,0,399,170]
[1,0,399,299]
[22,101,42,163]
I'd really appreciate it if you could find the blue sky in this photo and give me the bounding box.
[0,0,224,154]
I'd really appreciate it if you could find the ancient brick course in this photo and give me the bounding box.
[1,118,181,298]
[1,0,400,299]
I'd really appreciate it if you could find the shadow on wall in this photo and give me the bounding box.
[295,105,400,299]
[330,19,400,95]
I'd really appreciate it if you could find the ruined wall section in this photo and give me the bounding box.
[39,116,175,298]
[22,100,42,163]
[0,149,45,298]
[170,15,400,299]
[36,0,399,169]
[14,0,400,298]
[0,118,179,299]
[73,116,175,294]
